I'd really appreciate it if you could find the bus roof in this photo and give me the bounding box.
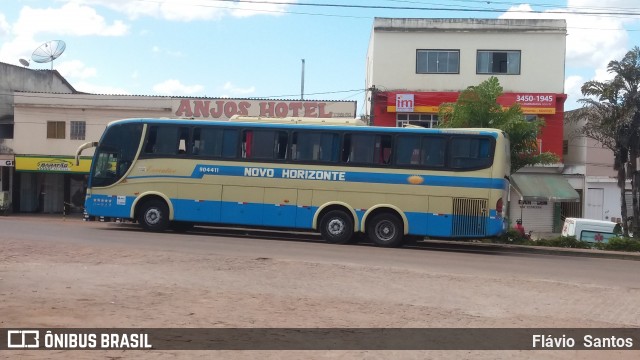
[229,115,366,126]
[105,117,505,137]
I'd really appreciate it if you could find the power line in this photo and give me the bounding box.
[209,0,640,16]
[130,0,640,30]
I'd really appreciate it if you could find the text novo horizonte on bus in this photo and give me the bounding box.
[244,167,346,181]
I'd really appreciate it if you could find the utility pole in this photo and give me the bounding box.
[301,59,305,100]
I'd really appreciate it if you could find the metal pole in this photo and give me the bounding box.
[301,59,305,100]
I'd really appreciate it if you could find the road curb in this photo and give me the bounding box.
[421,239,640,261]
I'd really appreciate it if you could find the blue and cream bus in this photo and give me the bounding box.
[76,116,510,247]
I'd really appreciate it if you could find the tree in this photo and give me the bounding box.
[578,47,640,237]
[437,76,558,173]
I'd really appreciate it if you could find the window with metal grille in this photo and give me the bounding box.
[70,121,86,140]
[47,121,65,139]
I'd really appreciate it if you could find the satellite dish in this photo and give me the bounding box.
[31,40,66,69]
[19,58,30,67]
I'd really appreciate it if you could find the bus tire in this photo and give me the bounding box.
[319,210,354,244]
[137,199,170,232]
[367,213,404,247]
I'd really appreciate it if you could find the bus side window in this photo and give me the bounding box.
[191,128,201,155]
[275,131,288,160]
[221,129,238,158]
[293,131,339,163]
[422,137,445,167]
[177,127,189,155]
[450,137,493,169]
[377,135,392,164]
[395,135,420,165]
[144,126,158,154]
[242,129,288,160]
[144,126,181,155]
[347,134,375,164]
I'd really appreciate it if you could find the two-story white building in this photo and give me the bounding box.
[365,18,579,233]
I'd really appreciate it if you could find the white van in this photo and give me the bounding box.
[561,218,621,244]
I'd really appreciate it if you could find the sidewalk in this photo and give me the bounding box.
[421,239,640,261]
[3,213,640,261]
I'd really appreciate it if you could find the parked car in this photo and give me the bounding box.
[561,217,622,244]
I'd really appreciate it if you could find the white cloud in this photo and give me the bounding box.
[0,2,129,66]
[152,79,204,95]
[0,13,9,37]
[13,2,128,37]
[499,4,630,70]
[151,45,184,58]
[56,60,97,79]
[564,75,585,110]
[73,0,295,22]
[221,81,256,96]
[231,0,295,18]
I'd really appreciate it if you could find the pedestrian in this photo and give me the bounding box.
[514,219,526,237]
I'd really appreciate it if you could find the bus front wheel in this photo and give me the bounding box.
[319,210,354,244]
[367,213,404,247]
[137,199,170,232]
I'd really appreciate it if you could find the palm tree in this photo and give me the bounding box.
[579,47,640,237]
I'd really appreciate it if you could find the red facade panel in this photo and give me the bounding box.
[371,91,567,160]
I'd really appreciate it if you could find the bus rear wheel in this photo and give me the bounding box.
[367,213,404,247]
[319,210,354,244]
[137,199,170,232]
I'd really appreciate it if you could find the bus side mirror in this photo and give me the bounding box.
[75,141,98,166]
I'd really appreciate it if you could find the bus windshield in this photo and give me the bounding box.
[89,123,143,187]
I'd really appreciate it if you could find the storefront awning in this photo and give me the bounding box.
[510,173,580,202]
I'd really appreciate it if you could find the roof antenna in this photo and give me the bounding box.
[31,40,66,70]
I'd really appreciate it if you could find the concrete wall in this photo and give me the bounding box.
[0,62,75,143]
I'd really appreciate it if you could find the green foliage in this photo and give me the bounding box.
[438,76,558,173]
[495,228,531,245]
[532,236,592,249]
[592,237,640,252]
[490,233,640,252]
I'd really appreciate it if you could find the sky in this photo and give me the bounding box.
[1,0,640,116]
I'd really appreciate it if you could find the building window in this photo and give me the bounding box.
[477,50,520,74]
[70,121,86,140]
[46,121,65,139]
[396,113,439,128]
[416,50,459,74]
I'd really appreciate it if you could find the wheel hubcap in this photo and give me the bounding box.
[327,218,345,236]
[145,208,161,225]
[375,220,396,241]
